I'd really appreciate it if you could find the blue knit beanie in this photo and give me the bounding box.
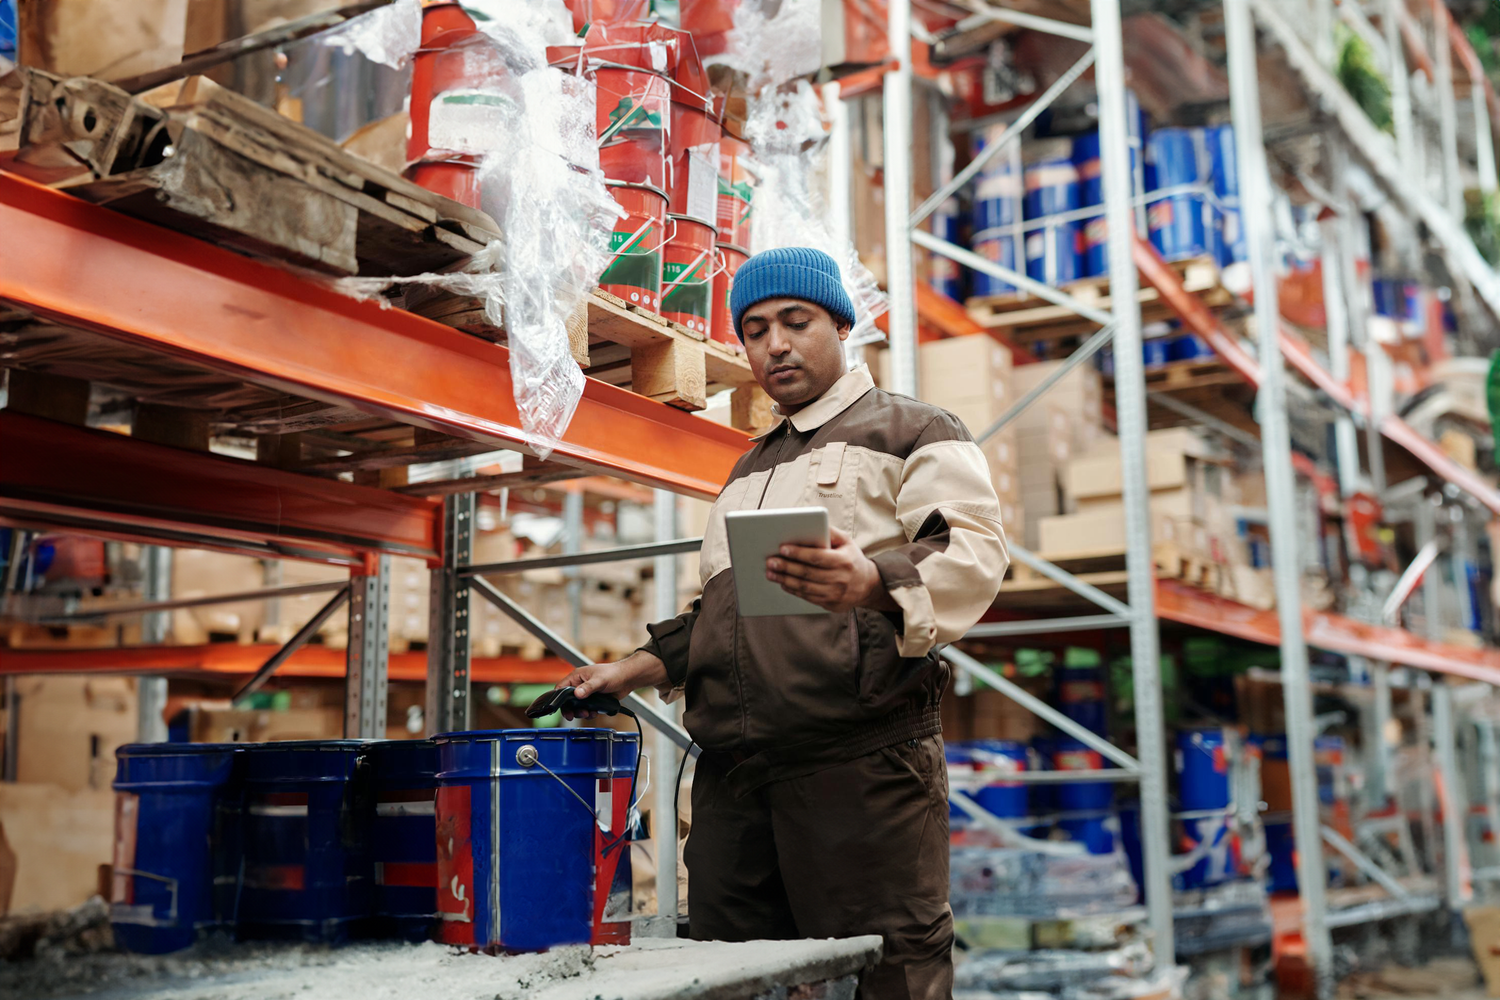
[730,247,857,339]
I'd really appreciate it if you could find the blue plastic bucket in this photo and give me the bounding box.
[367,740,439,942]
[930,199,965,302]
[1314,735,1344,807]
[591,729,640,946]
[971,126,1021,233]
[1143,336,1172,369]
[1146,128,1208,262]
[1175,815,1234,890]
[1053,738,1115,854]
[1203,125,1245,266]
[1118,802,1145,903]
[111,744,240,954]
[1056,664,1107,735]
[1372,278,1405,318]
[1023,159,1083,287]
[433,728,616,953]
[1176,728,1230,812]
[971,227,1020,297]
[1168,332,1213,362]
[964,739,1030,822]
[1264,817,1298,892]
[237,740,374,943]
[945,743,979,827]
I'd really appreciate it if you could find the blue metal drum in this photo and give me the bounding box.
[970,228,1020,297]
[1146,128,1208,262]
[964,739,1031,822]
[1263,817,1299,892]
[1056,662,1107,735]
[1023,157,1083,287]
[971,125,1021,233]
[930,198,965,301]
[433,729,615,953]
[367,740,439,942]
[1176,728,1230,812]
[237,740,374,943]
[110,744,240,953]
[1203,125,1245,265]
[1053,738,1116,855]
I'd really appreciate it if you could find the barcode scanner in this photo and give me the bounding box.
[525,685,631,720]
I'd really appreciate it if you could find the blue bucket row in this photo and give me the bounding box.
[110,729,638,955]
[964,121,1244,298]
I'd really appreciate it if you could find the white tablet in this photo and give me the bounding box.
[724,507,831,617]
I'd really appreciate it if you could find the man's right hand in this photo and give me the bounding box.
[555,649,668,720]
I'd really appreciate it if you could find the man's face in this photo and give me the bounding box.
[739,298,851,412]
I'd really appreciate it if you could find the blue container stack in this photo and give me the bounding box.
[1174,728,1233,889]
[1023,146,1083,288]
[110,744,239,954]
[237,740,374,943]
[432,729,616,953]
[969,125,1022,297]
[1204,125,1245,266]
[1052,738,1116,855]
[930,198,965,301]
[1146,128,1209,262]
[1072,91,1145,278]
[367,739,440,942]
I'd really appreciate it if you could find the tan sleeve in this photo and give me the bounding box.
[870,412,1009,658]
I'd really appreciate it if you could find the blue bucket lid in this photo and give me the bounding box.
[114,742,239,790]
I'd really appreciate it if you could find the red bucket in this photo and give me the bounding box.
[600,182,671,312]
[717,136,755,251]
[565,0,650,33]
[404,3,494,208]
[595,65,671,190]
[711,241,749,349]
[661,215,721,335]
[668,96,721,224]
[579,21,709,95]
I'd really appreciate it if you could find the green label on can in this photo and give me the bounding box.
[661,260,711,318]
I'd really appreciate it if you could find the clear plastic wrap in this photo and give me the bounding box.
[318,0,423,69]
[744,81,888,352]
[328,0,622,458]
[950,847,1140,920]
[707,0,822,92]
[954,948,1146,994]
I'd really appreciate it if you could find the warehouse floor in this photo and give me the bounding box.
[3,933,882,1000]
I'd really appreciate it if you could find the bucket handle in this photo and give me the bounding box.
[113,868,180,923]
[516,746,649,854]
[610,215,676,263]
[659,245,721,301]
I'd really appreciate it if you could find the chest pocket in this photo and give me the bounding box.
[809,441,860,535]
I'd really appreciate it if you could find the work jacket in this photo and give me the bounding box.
[642,364,1009,793]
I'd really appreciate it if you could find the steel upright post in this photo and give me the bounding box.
[1226,0,1334,992]
[564,489,584,646]
[1433,679,1471,917]
[346,554,390,738]
[884,0,917,397]
[427,493,475,735]
[651,489,682,934]
[1090,0,1174,962]
[1432,1,1464,222]
[137,546,170,743]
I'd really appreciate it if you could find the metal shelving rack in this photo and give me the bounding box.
[878,0,1500,989]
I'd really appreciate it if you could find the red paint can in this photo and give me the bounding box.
[717,136,755,252]
[711,241,749,349]
[600,182,670,312]
[404,2,494,208]
[565,0,650,33]
[595,65,671,190]
[579,21,709,95]
[661,215,720,335]
[667,90,720,224]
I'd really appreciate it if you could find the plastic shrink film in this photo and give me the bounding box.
[950,847,1138,919]
[745,81,887,351]
[706,0,821,94]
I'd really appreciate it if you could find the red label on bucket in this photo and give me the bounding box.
[436,784,475,943]
[111,792,140,905]
[1055,749,1103,771]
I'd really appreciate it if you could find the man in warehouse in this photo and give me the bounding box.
[557,246,1008,999]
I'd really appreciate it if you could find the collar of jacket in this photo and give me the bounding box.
[752,364,876,440]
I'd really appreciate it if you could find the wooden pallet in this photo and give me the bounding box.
[965,257,1232,343]
[2,68,498,277]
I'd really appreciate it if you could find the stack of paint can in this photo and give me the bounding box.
[1145,127,1212,263]
[1250,734,1297,892]
[662,81,722,337]
[969,124,1022,298]
[712,134,754,348]
[947,739,1032,842]
[929,198,965,302]
[1203,125,1245,266]
[1052,650,1115,854]
[1174,728,1235,890]
[109,730,637,955]
[1022,140,1083,288]
[1072,91,1145,278]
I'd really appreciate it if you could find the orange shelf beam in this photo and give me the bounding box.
[1155,579,1500,685]
[0,173,746,501]
[0,642,568,684]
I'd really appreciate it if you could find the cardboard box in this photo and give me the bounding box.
[1066,444,1190,503]
[1036,495,1193,558]
[14,677,138,793]
[1465,906,1500,997]
[0,783,115,915]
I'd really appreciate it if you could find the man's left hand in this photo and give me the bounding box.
[766,525,897,614]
